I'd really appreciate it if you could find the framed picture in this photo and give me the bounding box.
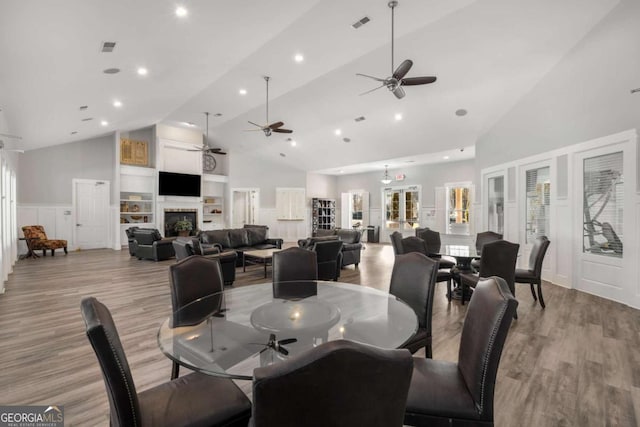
[120,138,149,166]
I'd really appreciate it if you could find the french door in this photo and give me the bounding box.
[382,185,421,241]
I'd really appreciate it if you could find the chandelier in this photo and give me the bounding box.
[381,165,392,184]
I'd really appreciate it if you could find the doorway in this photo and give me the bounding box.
[72,179,110,250]
[382,185,421,241]
[230,188,260,228]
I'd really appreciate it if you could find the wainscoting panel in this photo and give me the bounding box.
[17,205,74,254]
[553,201,571,287]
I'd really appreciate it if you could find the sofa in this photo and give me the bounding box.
[298,229,363,268]
[197,225,283,267]
[172,237,238,286]
[130,228,175,261]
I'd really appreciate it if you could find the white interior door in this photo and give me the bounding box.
[73,179,110,250]
[381,185,421,241]
[231,188,259,228]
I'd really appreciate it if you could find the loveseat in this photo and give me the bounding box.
[197,225,283,267]
[298,229,363,268]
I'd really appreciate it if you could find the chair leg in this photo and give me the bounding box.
[529,283,537,301]
[446,279,452,302]
[425,343,432,359]
[537,281,546,309]
[51,249,55,256]
[63,247,68,254]
[461,283,465,305]
[171,362,180,380]
[42,249,46,256]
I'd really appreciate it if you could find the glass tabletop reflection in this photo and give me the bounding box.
[157,281,418,380]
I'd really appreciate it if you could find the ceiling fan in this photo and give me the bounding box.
[357,0,437,99]
[246,76,293,137]
[0,133,24,153]
[188,112,227,155]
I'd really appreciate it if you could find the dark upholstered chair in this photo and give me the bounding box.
[22,225,67,256]
[251,340,413,427]
[404,277,519,427]
[172,237,237,286]
[460,240,519,310]
[390,231,404,255]
[132,229,175,261]
[390,253,438,358]
[297,229,363,268]
[272,247,318,283]
[415,228,456,268]
[168,256,227,379]
[311,240,343,281]
[471,231,503,270]
[80,297,251,427]
[515,236,550,308]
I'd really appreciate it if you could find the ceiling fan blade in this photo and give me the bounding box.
[208,148,227,155]
[393,59,413,80]
[356,73,386,83]
[278,338,298,345]
[401,76,437,86]
[272,128,293,134]
[277,346,289,356]
[268,121,284,130]
[359,84,386,96]
[244,128,264,132]
[392,86,406,99]
[247,120,265,129]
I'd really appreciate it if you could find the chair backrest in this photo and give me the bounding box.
[475,231,503,254]
[457,277,518,421]
[389,231,404,255]
[312,240,343,263]
[133,229,162,245]
[478,240,519,294]
[400,236,428,255]
[389,253,438,330]
[416,228,441,254]
[171,237,196,260]
[252,340,413,427]
[169,256,224,326]
[80,297,141,427]
[528,236,550,275]
[22,225,48,240]
[272,247,318,283]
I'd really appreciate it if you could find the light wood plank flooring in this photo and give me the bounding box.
[0,244,638,426]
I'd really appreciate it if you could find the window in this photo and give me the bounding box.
[487,176,504,234]
[583,151,623,257]
[446,185,471,235]
[351,193,363,227]
[525,167,550,244]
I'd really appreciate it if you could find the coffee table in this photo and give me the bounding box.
[243,249,282,278]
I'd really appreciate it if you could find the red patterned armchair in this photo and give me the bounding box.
[22,225,68,256]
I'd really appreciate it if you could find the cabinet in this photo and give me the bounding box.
[312,198,336,236]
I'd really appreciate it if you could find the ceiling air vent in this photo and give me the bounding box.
[631,88,640,94]
[354,116,366,122]
[352,16,370,29]
[81,117,94,122]
[101,41,116,53]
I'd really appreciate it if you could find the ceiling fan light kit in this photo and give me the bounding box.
[357,0,437,99]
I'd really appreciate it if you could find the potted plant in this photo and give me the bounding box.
[174,220,193,237]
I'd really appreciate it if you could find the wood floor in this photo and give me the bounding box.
[0,243,638,426]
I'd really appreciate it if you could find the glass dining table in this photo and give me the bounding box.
[436,245,481,301]
[157,281,418,380]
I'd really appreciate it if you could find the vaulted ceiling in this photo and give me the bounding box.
[0,0,620,173]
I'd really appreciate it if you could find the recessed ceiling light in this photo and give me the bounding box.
[137,67,148,76]
[103,68,120,74]
[334,129,342,136]
[113,100,122,108]
[175,6,188,17]
[443,156,450,160]
[290,140,297,147]
[100,120,109,126]
[239,89,247,95]
[339,170,345,174]
[394,113,403,121]
[182,122,196,127]
[294,53,304,63]
[455,109,468,116]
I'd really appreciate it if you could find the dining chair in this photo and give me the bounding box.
[471,231,503,270]
[272,247,318,282]
[404,277,519,427]
[390,231,404,255]
[311,240,343,281]
[389,253,438,357]
[415,227,456,268]
[168,256,225,379]
[460,240,519,310]
[80,297,251,427]
[251,339,413,427]
[515,236,550,308]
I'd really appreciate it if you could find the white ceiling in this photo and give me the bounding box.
[0,0,620,174]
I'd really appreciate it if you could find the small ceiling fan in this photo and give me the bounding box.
[0,133,24,153]
[188,112,227,155]
[357,0,437,99]
[246,76,293,137]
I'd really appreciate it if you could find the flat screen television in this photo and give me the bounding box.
[158,171,201,197]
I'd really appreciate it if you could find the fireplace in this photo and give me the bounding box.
[164,209,198,237]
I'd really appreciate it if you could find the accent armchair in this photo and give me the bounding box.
[22,225,67,256]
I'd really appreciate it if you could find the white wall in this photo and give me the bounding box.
[0,109,20,289]
[476,0,640,191]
